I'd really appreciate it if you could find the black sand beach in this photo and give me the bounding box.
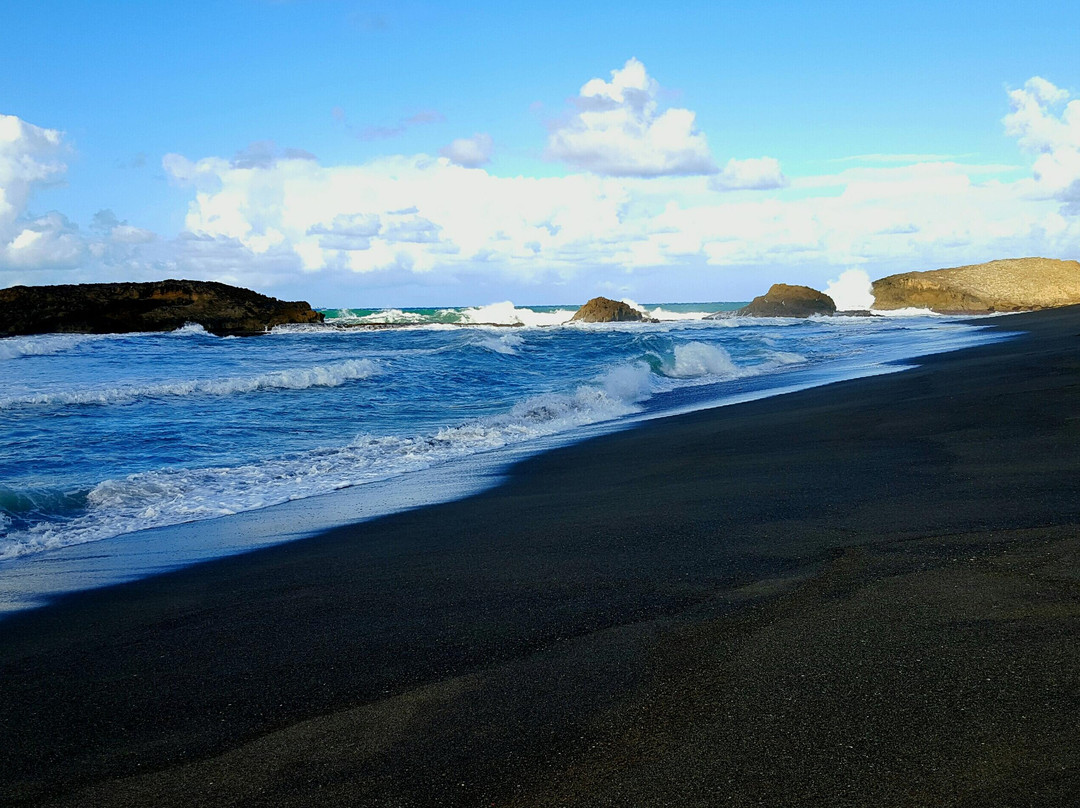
[2,307,1079,807]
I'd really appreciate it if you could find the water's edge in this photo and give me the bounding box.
[0,321,1014,616]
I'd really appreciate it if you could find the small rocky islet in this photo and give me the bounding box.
[730,283,837,318]
[589,256,1080,322]
[574,256,1079,322]
[569,296,657,323]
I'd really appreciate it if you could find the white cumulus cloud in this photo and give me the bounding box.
[546,58,717,177]
[440,133,493,168]
[711,156,789,191]
[161,140,1079,299]
[163,151,634,279]
[0,114,65,228]
[0,114,90,272]
[1003,76,1080,211]
[6,75,1080,301]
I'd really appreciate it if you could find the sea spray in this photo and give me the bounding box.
[456,301,575,327]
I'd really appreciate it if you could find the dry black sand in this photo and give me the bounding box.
[2,307,1079,807]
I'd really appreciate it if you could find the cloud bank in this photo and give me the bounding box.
[2,69,1079,302]
[0,114,85,271]
[711,157,789,191]
[440,133,493,168]
[1004,76,1080,212]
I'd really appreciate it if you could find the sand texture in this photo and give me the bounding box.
[1,307,1079,807]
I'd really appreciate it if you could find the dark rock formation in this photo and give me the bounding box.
[571,297,654,323]
[871,257,1080,314]
[736,284,837,318]
[0,279,323,337]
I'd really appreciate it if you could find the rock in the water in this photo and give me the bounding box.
[736,284,837,317]
[571,297,653,323]
[0,279,324,337]
[871,257,1080,314]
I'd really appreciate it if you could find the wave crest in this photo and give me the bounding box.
[646,341,805,381]
[0,358,380,409]
[0,361,651,558]
[0,333,114,361]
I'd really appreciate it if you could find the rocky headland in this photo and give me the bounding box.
[571,296,655,323]
[871,257,1080,314]
[0,279,323,337]
[732,283,837,318]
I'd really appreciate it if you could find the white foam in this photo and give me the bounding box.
[0,315,1005,570]
[611,298,716,322]
[0,333,117,361]
[662,342,741,378]
[0,325,222,362]
[473,332,525,355]
[871,306,944,317]
[457,301,574,327]
[0,361,651,559]
[650,342,806,383]
[170,323,215,336]
[0,359,380,409]
[646,307,710,321]
[600,362,653,402]
[355,308,430,325]
[770,350,807,365]
[287,303,710,330]
[825,269,875,311]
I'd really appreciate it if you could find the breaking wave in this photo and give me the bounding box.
[1,304,995,571]
[454,302,575,327]
[645,341,805,380]
[0,362,651,558]
[315,301,722,329]
[0,358,380,409]
[0,333,117,361]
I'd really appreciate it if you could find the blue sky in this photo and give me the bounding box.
[2,0,1079,306]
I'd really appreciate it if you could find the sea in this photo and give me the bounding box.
[0,300,1010,613]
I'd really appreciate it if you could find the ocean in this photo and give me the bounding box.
[0,301,1008,611]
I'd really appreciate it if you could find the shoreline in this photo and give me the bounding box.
[0,314,1004,615]
[2,306,1079,805]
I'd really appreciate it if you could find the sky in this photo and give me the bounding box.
[1,0,1079,307]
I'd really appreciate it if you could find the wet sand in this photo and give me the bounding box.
[2,307,1079,807]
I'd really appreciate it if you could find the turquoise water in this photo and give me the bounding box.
[316,301,745,325]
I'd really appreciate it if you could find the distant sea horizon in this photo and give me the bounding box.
[316,300,747,327]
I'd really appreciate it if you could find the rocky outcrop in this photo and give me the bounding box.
[571,297,654,323]
[871,257,1080,314]
[735,284,836,318]
[0,279,324,337]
